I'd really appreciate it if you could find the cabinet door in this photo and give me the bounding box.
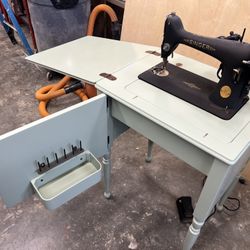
[0,94,108,207]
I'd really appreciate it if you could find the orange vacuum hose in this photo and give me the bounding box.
[87,4,118,35]
[35,4,118,117]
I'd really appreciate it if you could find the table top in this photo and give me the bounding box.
[27,36,157,84]
[27,37,250,165]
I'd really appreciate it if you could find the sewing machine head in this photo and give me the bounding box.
[139,12,250,119]
[161,12,250,111]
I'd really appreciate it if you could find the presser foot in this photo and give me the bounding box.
[152,65,169,77]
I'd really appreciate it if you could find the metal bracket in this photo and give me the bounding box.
[99,73,117,81]
[145,50,161,56]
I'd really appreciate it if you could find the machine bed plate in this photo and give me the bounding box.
[139,62,246,120]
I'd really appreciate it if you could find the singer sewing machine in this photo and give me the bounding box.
[139,12,250,120]
[0,15,250,250]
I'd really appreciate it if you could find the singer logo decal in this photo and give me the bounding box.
[184,39,216,51]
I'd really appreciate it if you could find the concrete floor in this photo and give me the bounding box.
[0,27,250,250]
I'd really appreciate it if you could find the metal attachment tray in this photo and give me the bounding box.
[31,151,102,210]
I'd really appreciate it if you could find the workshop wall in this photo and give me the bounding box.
[122,0,250,67]
[122,0,250,180]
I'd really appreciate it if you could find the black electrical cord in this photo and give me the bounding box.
[205,206,217,222]
[223,197,241,212]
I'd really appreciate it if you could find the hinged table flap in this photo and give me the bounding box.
[26,36,159,84]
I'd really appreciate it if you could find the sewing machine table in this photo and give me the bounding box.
[1,36,250,250]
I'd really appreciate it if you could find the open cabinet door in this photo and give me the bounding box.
[0,94,108,208]
[0,36,159,209]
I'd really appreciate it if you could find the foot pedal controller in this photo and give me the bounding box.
[176,196,194,223]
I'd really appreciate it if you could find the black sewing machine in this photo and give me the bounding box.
[138,12,250,119]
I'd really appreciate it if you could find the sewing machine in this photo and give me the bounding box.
[139,12,250,119]
[0,22,250,250]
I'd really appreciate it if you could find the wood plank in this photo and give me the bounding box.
[122,0,250,67]
[242,161,250,180]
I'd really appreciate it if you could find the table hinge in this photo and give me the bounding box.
[145,50,161,56]
[100,73,117,81]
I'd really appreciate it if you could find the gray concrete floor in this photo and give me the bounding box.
[0,27,250,250]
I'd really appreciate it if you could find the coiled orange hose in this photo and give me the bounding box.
[87,4,118,36]
[35,4,118,117]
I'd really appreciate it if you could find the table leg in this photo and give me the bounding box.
[216,176,239,211]
[145,139,154,163]
[183,159,234,250]
[103,153,112,199]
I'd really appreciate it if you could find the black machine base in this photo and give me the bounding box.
[138,62,247,120]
